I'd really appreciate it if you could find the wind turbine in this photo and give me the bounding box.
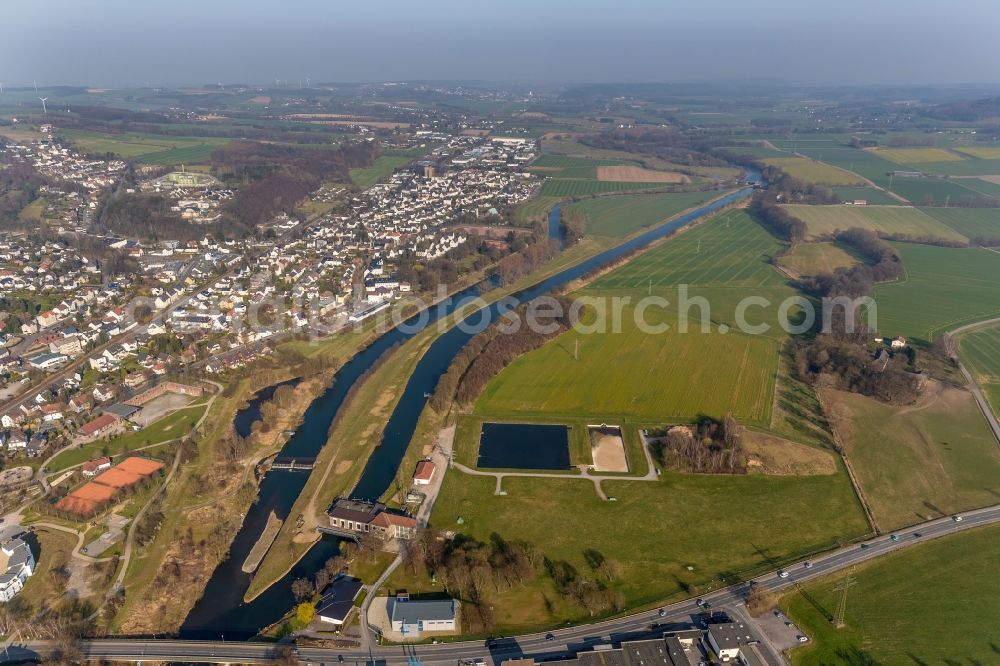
[39,97,48,113]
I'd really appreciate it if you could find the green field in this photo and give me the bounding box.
[823,387,1000,531]
[887,176,986,206]
[590,209,790,290]
[957,321,1000,416]
[783,204,968,242]
[763,157,864,185]
[532,154,626,169]
[538,179,668,197]
[920,206,1000,242]
[563,190,722,238]
[431,466,869,631]
[779,242,859,276]
[955,146,1000,159]
[349,154,412,188]
[874,243,1000,342]
[783,524,1000,665]
[47,404,206,473]
[872,147,964,163]
[58,128,228,164]
[475,210,793,426]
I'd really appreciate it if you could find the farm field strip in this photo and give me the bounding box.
[875,243,1000,341]
[782,204,968,241]
[592,209,788,290]
[762,156,864,185]
[538,179,668,197]
[564,191,723,239]
[871,147,965,163]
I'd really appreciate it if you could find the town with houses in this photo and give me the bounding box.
[0,115,539,603]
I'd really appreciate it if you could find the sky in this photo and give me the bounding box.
[5,0,1000,88]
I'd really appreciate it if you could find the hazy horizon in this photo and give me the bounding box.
[5,0,1000,88]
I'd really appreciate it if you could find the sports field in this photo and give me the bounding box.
[475,210,792,426]
[782,204,968,242]
[762,157,863,186]
[920,206,1000,242]
[783,524,1000,666]
[563,190,721,238]
[778,242,858,276]
[822,386,1000,532]
[47,404,206,473]
[872,147,964,163]
[874,243,1000,341]
[957,321,1000,416]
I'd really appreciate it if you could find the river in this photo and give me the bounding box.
[180,174,758,639]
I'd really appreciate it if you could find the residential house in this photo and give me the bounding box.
[316,576,363,625]
[412,460,436,486]
[77,413,120,440]
[0,536,35,602]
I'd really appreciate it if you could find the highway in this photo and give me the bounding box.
[8,503,999,665]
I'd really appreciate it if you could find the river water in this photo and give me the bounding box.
[180,175,758,639]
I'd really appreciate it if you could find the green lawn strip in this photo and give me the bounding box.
[782,524,1000,665]
[46,404,207,473]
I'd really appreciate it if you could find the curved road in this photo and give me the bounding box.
[9,503,1000,665]
[942,317,1000,445]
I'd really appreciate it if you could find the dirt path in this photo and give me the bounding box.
[451,432,658,501]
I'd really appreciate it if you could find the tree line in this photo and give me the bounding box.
[431,295,575,412]
[647,413,745,474]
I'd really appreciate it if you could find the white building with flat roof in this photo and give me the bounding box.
[0,536,35,602]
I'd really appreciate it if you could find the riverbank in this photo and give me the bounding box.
[242,511,283,574]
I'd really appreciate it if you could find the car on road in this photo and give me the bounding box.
[803,561,813,569]
[953,515,963,522]
[890,534,899,542]
[658,608,666,617]
[914,532,922,538]
[860,543,869,549]
[778,570,789,578]
[696,598,705,607]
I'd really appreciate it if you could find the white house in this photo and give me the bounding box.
[0,536,35,602]
[388,596,457,636]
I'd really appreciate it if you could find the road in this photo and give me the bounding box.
[9,503,999,665]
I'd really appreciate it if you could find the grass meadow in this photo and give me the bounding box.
[957,321,1000,416]
[783,524,1000,666]
[920,206,1000,242]
[874,242,1000,342]
[563,190,723,238]
[476,210,794,427]
[762,157,863,185]
[822,387,1000,532]
[778,242,859,276]
[783,204,968,242]
[429,466,869,633]
[349,155,412,188]
[538,179,667,197]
